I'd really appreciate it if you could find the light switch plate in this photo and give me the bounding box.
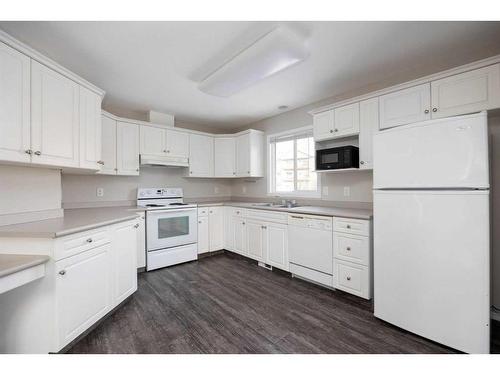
[96,187,104,197]
[343,186,350,197]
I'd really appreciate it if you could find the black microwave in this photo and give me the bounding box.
[316,146,359,170]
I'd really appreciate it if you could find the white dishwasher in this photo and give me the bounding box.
[288,213,333,287]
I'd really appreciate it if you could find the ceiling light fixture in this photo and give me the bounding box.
[198,26,309,97]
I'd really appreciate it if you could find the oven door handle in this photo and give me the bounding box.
[147,208,197,215]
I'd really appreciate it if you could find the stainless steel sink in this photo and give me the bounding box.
[251,202,300,209]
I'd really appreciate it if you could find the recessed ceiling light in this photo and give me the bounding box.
[278,105,289,110]
[198,26,309,97]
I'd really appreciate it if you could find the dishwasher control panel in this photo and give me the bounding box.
[288,214,333,230]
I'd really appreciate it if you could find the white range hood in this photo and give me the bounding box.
[140,155,188,168]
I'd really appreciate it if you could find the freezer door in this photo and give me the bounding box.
[373,190,490,353]
[373,112,489,189]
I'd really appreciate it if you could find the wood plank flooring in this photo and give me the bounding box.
[67,253,498,354]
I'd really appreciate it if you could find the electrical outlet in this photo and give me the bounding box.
[96,187,104,197]
[322,186,329,196]
[242,186,247,194]
[214,186,219,194]
[343,186,350,197]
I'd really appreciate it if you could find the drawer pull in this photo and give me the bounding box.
[134,223,139,228]
[198,221,202,224]
[346,247,351,251]
[236,211,240,214]
[346,225,351,229]
[59,270,66,276]
[346,276,351,281]
[290,215,304,219]
[86,238,93,243]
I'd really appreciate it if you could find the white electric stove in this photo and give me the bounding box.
[137,188,198,271]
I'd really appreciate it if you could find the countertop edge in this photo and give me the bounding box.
[0,255,50,278]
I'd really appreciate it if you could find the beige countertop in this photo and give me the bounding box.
[0,254,50,278]
[0,207,141,239]
[196,201,373,220]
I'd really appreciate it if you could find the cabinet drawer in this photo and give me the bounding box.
[334,260,370,299]
[333,217,369,236]
[333,232,370,266]
[208,206,223,216]
[247,209,288,224]
[197,207,209,217]
[227,207,246,217]
[55,228,111,261]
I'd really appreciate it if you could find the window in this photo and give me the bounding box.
[268,126,320,197]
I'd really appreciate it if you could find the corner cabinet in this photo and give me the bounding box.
[235,130,264,177]
[214,137,236,177]
[197,206,224,253]
[189,133,214,177]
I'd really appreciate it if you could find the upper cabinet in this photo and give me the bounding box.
[430,64,500,119]
[313,103,360,142]
[166,129,189,160]
[0,42,31,164]
[79,86,102,170]
[214,137,236,177]
[140,125,165,157]
[236,130,264,177]
[359,98,379,170]
[139,125,189,165]
[379,83,431,130]
[116,121,140,176]
[189,133,214,177]
[31,60,80,168]
[98,114,117,175]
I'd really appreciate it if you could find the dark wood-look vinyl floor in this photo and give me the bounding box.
[67,252,499,354]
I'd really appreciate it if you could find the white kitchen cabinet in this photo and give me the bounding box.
[214,137,236,177]
[31,60,80,168]
[223,207,235,251]
[189,133,214,177]
[166,129,189,159]
[430,64,500,119]
[0,41,31,163]
[55,242,112,348]
[79,86,102,170]
[233,218,247,256]
[358,97,379,169]
[235,130,264,177]
[197,215,209,254]
[264,222,289,271]
[246,219,266,262]
[112,220,138,305]
[116,121,140,176]
[136,213,146,268]
[334,102,360,138]
[208,207,224,251]
[140,125,165,157]
[313,110,334,141]
[379,83,431,130]
[98,114,117,175]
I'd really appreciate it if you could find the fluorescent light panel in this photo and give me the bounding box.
[198,26,309,97]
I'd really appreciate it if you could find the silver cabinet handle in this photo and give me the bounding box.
[163,150,167,153]
[59,270,66,276]
[360,161,365,165]
[209,211,213,214]
[97,160,104,165]
[86,238,93,243]
[233,172,236,175]
[290,215,304,219]
[134,223,139,228]
[432,108,438,112]
[334,128,338,132]
[424,109,430,114]
[136,168,140,172]
[346,247,351,251]
[198,221,202,224]
[242,221,245,225]
[166,150,170,153]
[329,129,333,133]
[25,149,33,155]
[347,276,351,281]
[346,225,351,229]
[34,151,41,156]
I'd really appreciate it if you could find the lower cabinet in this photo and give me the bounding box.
[197,215,209,254]
[264,222,289,271]
[246,219,266,262]
[197,206,224,254]
[233,217,247,256]
[112,220,139,304]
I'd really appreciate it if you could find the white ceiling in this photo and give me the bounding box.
[2,21,500,129]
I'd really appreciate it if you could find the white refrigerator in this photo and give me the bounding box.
[373,111,490,354]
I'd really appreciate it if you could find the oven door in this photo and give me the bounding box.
[146,208,198,251]
[316,148,344,170]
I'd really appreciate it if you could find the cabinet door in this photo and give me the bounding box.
[116,121,140,175]
[246,220,265,262]
[166,129,189,159]
[379,83,431,130]
[334,103,360,138]
[313,110,334,141]
[265,222,289,271]
[0,41,31,163]
[136,214,146,268]
[209,207,224,251]
[233,219,247,256]
[140,125,165,157]
[431,64,500,119]
[197,215,209,254]
[79,86,102,169]
[98,115,117,175]
[31,61,80,168]
[55,243,112,348]
[214,137,236,177]
[224,207,235,251]
[113,220,138,305]
[189,133,214,177]
[236,133,250,177]
[359,97,379,169]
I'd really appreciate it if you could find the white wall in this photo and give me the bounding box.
[61,167,232,208]
[0,166,61,222]
[231,101,374,203]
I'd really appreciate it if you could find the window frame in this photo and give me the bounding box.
[267,125,321,198]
